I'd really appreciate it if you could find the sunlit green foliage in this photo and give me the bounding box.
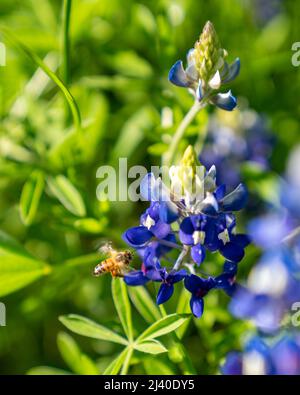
[0,0,300,374]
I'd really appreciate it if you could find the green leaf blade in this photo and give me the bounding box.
[57,332,98,375]
[47,175,86,217]
[128,286,161,324]
[112,278,133,341]
[103,347,131,375]
[59,314,128,346]
[0,231,51,297]
[20,170,45,226]
[137,314,189,342]
[134,340,167,355]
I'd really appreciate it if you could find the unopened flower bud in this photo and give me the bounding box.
[193,21,227,85]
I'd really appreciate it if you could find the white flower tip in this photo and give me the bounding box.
[209,70,221,90]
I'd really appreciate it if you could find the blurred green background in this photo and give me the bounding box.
[0,0,300,374]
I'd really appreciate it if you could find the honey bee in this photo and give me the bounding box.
[93,243,133,278]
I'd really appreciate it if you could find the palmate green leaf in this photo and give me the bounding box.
[57,332,99,375]
[20,170,45,226]
[59,314,128,346]
[137,314,189,342]
[47,175,86,217]
[0,230,51,297]
[103,347,131,375]
[134,339,167,355]
[111,278,133,341]
[128,286,161,324]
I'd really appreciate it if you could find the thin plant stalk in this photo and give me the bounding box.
[163,100,206,166]
[61,0,72,86]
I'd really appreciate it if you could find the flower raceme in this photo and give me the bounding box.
[123,146,250,318]
[168,21,240,111]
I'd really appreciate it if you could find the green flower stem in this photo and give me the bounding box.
[61,0,72,86]
[194,121,209,160]
[163,100,206,167]
[158,305,197,375]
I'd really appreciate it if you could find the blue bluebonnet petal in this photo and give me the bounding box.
[179,217,194,245]
[184,274,206,293]
[124,271,149,286]
[214,273,237,296]
[191,244,206,265]
[198,193,218,216]
[220,241,245,262]
[151,220,171,239]
[140,173,170,202]
[203,219,219,251]
[222,58,240,84]
[232,234,251,248]
[220,183,248,211]
[168,60,189,87]
[122,226,152,247]
[190,295,204,318]
[159,201,179,224]
[215,184,226,201]
[223,260,238,275]
[156,283,174,304]
[140,173,157,201]
[146,268,163,282]
[170,269,187,283]
[211,90,237,111]
[196,80,203,101]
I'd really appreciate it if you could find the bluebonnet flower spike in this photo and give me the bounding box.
[169,21,240,111]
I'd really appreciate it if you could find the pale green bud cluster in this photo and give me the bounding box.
[193,21,227,85]
[170,146,204,200]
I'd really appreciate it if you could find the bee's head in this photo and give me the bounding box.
[124,250,133,260]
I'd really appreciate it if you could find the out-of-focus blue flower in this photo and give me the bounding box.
[222,334,300,375]
[200,108,274,190]
[184,274,216,317]
[254,0,282,25]
[168,21,239,111]
[271,336,300,375]
[222,336,272,375]
[230,249,300,333]
[248,213,291,249]
[221,352,242,375]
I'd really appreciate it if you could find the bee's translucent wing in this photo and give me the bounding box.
[98,242,114,254]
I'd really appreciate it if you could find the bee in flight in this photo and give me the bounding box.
[93,243,133,278]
